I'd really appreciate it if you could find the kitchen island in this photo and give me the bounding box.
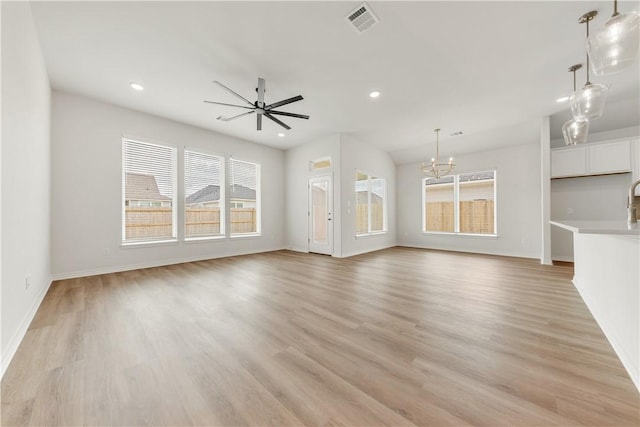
[550,220,639,392]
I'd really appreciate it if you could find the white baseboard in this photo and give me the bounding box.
[551,255,575,263]
[397,243,539,261]
[51,246,286,281]
[1,276,52,379]
[337,243,396,259]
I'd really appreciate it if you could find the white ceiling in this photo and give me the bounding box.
[30,1,640,163]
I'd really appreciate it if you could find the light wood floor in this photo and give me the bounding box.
[2,247,638,426]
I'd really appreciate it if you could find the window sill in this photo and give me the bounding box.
[230,233,262,239]
[184,235,227,243]
[355,231,388,239]
[422,232,498,239]
[121,239,178,249]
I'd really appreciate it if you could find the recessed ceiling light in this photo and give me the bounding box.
[130,82,144,91]
[369,90,380,98]
[278,132,285,137]
[556,96,569,103]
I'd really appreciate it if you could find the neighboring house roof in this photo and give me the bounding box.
[186,185,220,204]
[185,184,255,204]
[230,184,255,201]
[125,173,171,201]
[356,190,382,204]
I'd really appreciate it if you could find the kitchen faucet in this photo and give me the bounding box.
[628,178,640,224]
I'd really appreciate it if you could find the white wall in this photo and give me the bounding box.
[339,134,396,257]
[1,2,52,376]
[397,143,541,259]
[284,134,341,254]
[51,91,285,278]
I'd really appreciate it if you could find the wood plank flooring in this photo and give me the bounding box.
[2,247,638,426]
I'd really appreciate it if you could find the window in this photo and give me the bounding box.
[310,156,331,171]
[423,170,496,235]
[184,150,224,239]
[355,171,387,236]
[230,158,260,236]
[123,139,177,243]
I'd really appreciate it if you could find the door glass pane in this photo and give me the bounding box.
[312,181,328,244]
[424,176,454,232]
[459,171,495,234]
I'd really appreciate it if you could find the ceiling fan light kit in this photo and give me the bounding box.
[587,0,640,76]
[204,77,309,131]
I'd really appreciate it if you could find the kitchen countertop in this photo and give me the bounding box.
[550,220,640,236]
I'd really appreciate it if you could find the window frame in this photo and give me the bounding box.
[355,170,388,237]
[422,170,497,237]
[183,148,226,241]
[229,157,261,238]
[122,137,178,246]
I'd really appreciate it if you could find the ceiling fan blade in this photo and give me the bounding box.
[212,81,254,106]
[264,113,291,130]
[265,95,303,110]
[268,110,309,120]
[257,112,262,131]
[204,100,254,110]
[217,110,255,122]
[257,78,265,108]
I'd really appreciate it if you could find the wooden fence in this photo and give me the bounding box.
[425,200,494,234]
[124,207,256,240]
[356,204,384,234]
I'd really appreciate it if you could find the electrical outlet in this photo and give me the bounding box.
[25,275,31,290]
[103,248,110,256]
[567,207,574,214]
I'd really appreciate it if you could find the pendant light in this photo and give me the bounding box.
[570,11,609,120]
[588,0,640,75]
[421,128,455,180]
[562,64,589,146]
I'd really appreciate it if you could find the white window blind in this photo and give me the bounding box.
[123,139,177,243]
[229,158,260,235]
[185,151,224,238]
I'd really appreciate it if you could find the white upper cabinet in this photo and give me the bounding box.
[587,140,632,175]
[551,139,632,179]
[551,146,587,178]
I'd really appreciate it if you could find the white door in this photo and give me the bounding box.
[308,175,333,255]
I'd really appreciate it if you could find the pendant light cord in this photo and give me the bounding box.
[585,18,591,85]
[613,0,619,17]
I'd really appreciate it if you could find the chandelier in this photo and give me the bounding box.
[421,128,455,180]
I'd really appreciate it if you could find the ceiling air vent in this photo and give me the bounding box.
[345,3,379,34]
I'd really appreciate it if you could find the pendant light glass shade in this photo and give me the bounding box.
[588,8,640,75]
[569,82,609,119]
[562,118,590,145]
[570,11,609,121]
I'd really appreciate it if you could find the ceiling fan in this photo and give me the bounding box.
[204,77,309,131]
